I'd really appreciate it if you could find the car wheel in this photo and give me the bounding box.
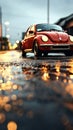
[65,51,73,56]
[22,50,26,57]
[34,42,41,57]
[44,52,48,57]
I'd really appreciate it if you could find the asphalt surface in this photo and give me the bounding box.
[0,50,73,130]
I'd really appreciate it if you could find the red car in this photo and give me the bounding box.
[21,23,73,57]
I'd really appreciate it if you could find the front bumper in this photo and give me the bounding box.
[39,44,73,51]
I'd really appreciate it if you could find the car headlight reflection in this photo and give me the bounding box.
[42,35,48,42]
[70,35,73,42]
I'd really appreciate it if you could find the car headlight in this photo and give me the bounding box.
[70,35,73,42]
[41,35,48,42]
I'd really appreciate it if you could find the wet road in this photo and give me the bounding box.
[0,50,73,130]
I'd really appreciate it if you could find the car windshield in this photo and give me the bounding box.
[36,24,63,32]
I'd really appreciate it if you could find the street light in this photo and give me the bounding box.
[47,0,49,23]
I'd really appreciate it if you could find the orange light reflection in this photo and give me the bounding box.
[67,61,73,79]
[55,63,60,73]
[7,121,17,130]
[65,83,73,97]
[41,67,49,81]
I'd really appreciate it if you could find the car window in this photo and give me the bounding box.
[30,25,35,32]
[36,24,50,32]
[25,26,35,37]
[36,24,63,32]
[23,28,30,39]
[49,24,63,32]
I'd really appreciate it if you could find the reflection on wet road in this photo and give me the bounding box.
[0,51,73,130]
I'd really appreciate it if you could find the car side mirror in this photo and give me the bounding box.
[64,30,67,33]
[29,30,34,34]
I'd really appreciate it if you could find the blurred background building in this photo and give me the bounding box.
[0,6,9,50]
[56,13,73,36]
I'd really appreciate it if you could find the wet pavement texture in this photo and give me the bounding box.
[0,51,73,130]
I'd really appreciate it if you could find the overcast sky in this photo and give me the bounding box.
[0,0,73,43]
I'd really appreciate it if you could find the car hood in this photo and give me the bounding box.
[38,31,69,42]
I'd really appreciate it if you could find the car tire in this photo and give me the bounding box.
[34,42,42,57]
[22,50,26,57]
[65,51,73,56]
[44,52,48,57]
